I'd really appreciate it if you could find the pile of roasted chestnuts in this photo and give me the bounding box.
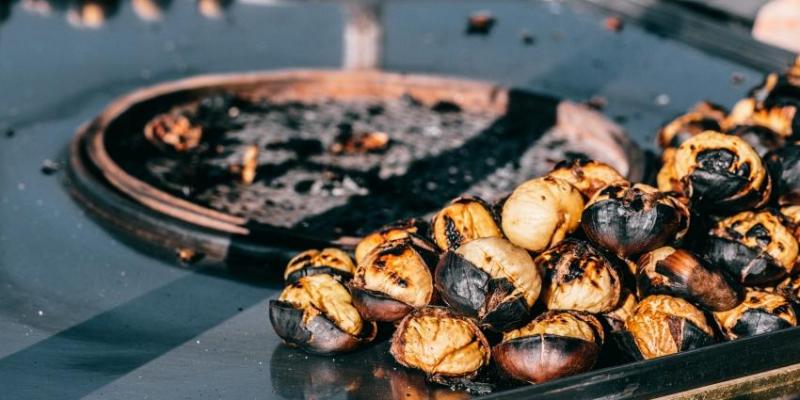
[269,57,800,391]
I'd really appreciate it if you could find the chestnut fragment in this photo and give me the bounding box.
[582,181,689,257]
[636,247,743,312]
[493,311,603,384]
[435,237,541,331]
[390,306,490,383]
[536,239,623,314]
[284,248,355,284]
[701,210,798,285]
[269,274,377,355]
[430,196,502,251]
[501,176,584,252]
[765,143,800,205]
[656,101,726,149]
[144,112,202,152]
[354,219,427,264]
[350,237,438,322]
[713,290,797,340]
[666,131,771,212]
[547,159,624,199]
[621,295,715,360]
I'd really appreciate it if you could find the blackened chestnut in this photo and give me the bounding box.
[493,311,604,384]
[354,219,428,264]
[501,176,584,252]
[712,290,797,340]
[668,131,771,212]
[602,290,637,332]
[727,124,784,157]
[636,247,743,312]
[284,248,355,284]
[350,237,438,322]
[547,159,624,199]
[656,101,726,150]
[430,196,502,251]
[621,295,715,360]
[582,181,690,257]
[765,143,800,205]
[536,239,623,313]
[269,274,377,355]
[701,210,798,285]
[390,306,490,383]
[435,237,542,331]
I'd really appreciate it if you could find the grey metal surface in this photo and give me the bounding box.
[0,0,769,398]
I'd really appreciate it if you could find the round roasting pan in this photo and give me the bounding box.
[67,69,645,275]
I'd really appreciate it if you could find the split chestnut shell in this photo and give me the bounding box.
[713,290,797,340]
[701,210,798,285]
[621,295,715,360]
[582,181,690,258]
[349,236,438,322]
[283,248,355,284]
[636,247,743,312]
[493,311,604,384]
[390,306,490,383]
[547,159,624,199]
[501,176,584,252]
[354,219,427,264]
[435,237,542,331]
[430,196,502,251]
[269,274,377,355]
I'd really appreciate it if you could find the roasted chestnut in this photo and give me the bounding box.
[765,143,800,205]
[727,125,784,157]
[284,248,355,284]
[621,295,715,360]
[430,196,502,251]
[776,275,800,313]
[493,311,604,384]
[390,306,490,384]
[435,237,542,331]
[656,101,726,150]
[712,290,797,340]
[501,176,584,252]
[701,210,798,285]
[269,274,377,355]
[602,290,637,332]
[354,219,427,264]
[536,239,623,314]
[582,181,689,257]
[636,247,743,312]
[666,131,771,212]
[349,237,438,322]
[547,159,624,199]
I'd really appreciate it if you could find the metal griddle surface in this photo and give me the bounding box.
[0,0,772,398]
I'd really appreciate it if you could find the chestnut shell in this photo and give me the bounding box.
[713,290,797,340]
[269,301,377,355]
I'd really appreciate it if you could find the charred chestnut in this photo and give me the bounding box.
[435,237,542,331]
[621,295,715,360]
[701,210,798,285]
[656,101,726,149]
[349,237,438,322]
[354,219,427,264]
[727,125,784,157]
[501,176,584,252]
[284,248,355,284]
[636,247,743,312]
[713,290,797,340]
[536,239,623,313]
[765,143,800,205]
[493,311,604,384]
[390,306,490,384]
[269,274,377,355]
[602,290,637,332]
[668,131,771,212]
[430,196,502,251]
[582,181,690,257]
[547,159,624,199]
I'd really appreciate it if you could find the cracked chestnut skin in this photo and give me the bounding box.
[283,248,355,284]
[701,210,798,286]
[349,236,439,322]
[621,295,715,360]
[637,247,743,312]
[766,143,800,205]
[269,274,377,355]
[536,239,623,314]
[657,101,727,150]
[547,159,625,199]
[430,196,502,252]
[501,176,584,253]
[582,181,690,258]
[390,306,490,383]
[663,131,772,212]
[493,311,604,384]
[435,237,542,331]
[713,290,797,340]
[354,219,428,264]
